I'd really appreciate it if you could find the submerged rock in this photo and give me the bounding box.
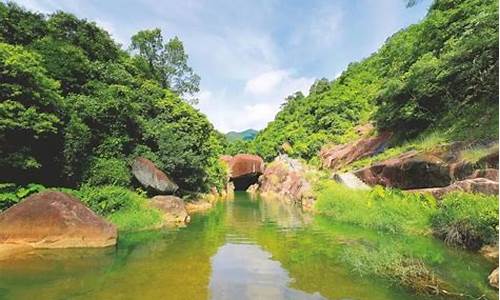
[185,200,212,214]
[480,244,499,262]
[0,191,117,257]
[132,157,178,194]
[149,196,189,224]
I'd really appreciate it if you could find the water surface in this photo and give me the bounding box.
[0,192,496,299]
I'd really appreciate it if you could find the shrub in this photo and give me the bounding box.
[431,192,499,250]
[83,157,131,187]
[72,185,142,215]
[64,185,163,231]
[0,183,45,211]
[314,182,436,235]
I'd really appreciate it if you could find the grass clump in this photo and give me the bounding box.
[431,192,499,250]
[340,245,446,296]
[314,181,436,235]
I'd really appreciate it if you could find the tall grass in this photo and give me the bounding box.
[313,181,437,235]
[431,192,499,250]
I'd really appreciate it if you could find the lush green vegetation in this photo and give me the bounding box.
[314,182,436,235]
[314,181,499,252]
[0,2,226,193]
[250,0,498,162]
[431,192,499,250]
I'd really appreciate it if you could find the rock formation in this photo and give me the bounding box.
[149,196,190,225]
[131,157,178,194]
[0,191,117,258]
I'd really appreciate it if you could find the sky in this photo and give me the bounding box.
[13,0,432,133]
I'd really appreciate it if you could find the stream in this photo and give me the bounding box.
[0,192,496,300]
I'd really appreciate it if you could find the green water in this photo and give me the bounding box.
[0,192,497,300]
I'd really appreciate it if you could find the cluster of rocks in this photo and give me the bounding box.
[0,156,223,259]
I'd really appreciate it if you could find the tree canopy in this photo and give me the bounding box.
[250,0,498,161]
[0,2,224,193]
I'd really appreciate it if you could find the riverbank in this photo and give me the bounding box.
[0,192,496,300]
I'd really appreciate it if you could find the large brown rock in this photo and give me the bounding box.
[354,151,452,189]
[224,154,265,190]
[149,196,189,224]
[132,157,178,194]
[259,155,315,211]
[229,154,265,178]
[320,131,392,171]
[0,191,117,255]
[408,178,499,199]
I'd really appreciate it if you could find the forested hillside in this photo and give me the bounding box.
[252,0,498,161]
[0,2,225,192]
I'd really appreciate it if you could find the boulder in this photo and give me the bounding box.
[320,131,391,171]
[149,196,189,224]
[468,169,499,181]
[131,157,178,194]
[407,177,499,199]
[226,154,265,190]
[480,244,499,262]
[229,154,265,178]
[259,155,315,211]
[354,151,452,189]
[489,267,499,289]
[185,200,212,214]
[332,173,370,190]
[0,191,117,256]
[478,150,499,169]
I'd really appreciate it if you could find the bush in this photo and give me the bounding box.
[314,182,436,235]
[0,183,45,211]
[83,157,131,187]
[64,185,163,231]
[431,192,499,250]
[71,185,140,215]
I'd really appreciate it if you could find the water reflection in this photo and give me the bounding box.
[0,192,496,300]
[210,243,324,300]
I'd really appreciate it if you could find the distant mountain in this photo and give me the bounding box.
[226,129,258,141]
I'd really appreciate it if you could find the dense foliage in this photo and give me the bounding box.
[252,0,498,161]
[0,2,225,193]
[431,192,499,250]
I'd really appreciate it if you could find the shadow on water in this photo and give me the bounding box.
[0,192,497,300]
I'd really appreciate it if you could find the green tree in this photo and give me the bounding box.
[130,28,200,100]
[0,42,63,183]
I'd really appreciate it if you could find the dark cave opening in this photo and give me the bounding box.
[231,173,261,191]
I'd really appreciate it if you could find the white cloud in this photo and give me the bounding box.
[244,70,288,95]
[197,70,314,132]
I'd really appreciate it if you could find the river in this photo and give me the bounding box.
[0,192,496,299]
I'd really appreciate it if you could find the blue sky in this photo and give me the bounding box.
[14,0,432,132]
